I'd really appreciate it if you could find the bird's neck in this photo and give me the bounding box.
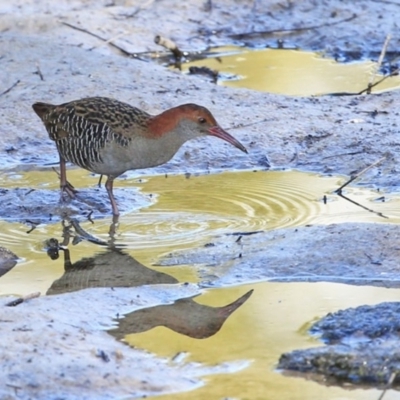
[146,108,182,138]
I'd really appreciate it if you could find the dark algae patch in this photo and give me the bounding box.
[279,302,400,388]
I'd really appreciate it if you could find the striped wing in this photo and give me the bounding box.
[34,97,149,170]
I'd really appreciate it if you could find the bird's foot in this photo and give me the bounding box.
[60,181,78,201]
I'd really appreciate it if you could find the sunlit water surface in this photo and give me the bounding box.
[183,46,400,95]
[1,169,400,400]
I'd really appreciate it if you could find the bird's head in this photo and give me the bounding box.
[148,104,247,153]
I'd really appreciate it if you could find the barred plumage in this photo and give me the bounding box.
[32,96,247,216]
[34,97,138,171]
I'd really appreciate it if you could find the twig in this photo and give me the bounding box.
[365,34,392,94]
[337,192,388,219]
[370,0,400,6]
[87,210,94,224]
[154,35,184,68]
[377,372,396,400]
[90,30,135,51]
[335,156,387,194]
[229,117,270,130]
[334,156,389,219]
[357,67,399,95]
[322,151,364,159]
[35,63,44,81]
[60,21,140,58]
[0,80,20,97]
[5,292,40,307]
[230,14,357,39]
[370,35,391,86]
[25,220,40,234]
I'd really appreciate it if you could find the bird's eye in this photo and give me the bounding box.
[198,117,206,124]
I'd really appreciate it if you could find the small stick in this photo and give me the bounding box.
[322,151,364,159]
[357,67,399,95]
[377,372,396,400]
[337,193,388,219]
[87,210,94,224]
[154,35,184,66]
[60,21,137,58]
[35,63,44,81]
[5,292,41,307]
[229,117,270,130]
[335,156,387,194]
[26,220,40,234]
[367,34,392,94]
[90,30,130,50]
[230,14,357,39]
[0,80,20,97]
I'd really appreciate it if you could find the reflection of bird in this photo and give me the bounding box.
[0,246,18,278]
[32,97,247,215]
[46,248,176,295]
[109,289,253,340]
[45,242,253,341]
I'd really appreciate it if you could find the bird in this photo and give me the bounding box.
[32,97,247,216]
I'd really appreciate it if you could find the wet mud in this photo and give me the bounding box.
[159,222,400,288]
[2,1,400,399]
[279,302,400,389]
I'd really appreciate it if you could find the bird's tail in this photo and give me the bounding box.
[32,102,55,119]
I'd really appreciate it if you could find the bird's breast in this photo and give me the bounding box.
[91,135,182,177]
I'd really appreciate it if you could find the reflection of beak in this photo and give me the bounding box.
[208,126,248,154]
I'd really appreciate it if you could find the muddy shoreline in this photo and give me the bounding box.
[1,1,400,398]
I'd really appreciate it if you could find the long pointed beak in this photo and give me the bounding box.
[208,126,248,154]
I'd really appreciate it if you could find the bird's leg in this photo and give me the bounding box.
[108,214,120,242]
[105,176,120,216]
[97,175,103,188]
[58,156,78,199]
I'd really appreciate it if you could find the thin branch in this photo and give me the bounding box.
[357,67,399,95]
[0,80,20,97]
[35,63,44,81]
[91,30,130,50]
[229,117,270,130]
[5,292,40,307]
[60,21,141,58]
[154,35,183,68]
[364,34,392,94]
[230,13,357,39]
[322,151,364,159]
[335,156,387,194]
[370,0,400,5]
[377,372,396,400]
[337,192,388,219]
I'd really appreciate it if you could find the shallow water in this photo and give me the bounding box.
[1,168,400,399]
[1,168,399,296]
[135,282,400,400]
[183,46,400,95]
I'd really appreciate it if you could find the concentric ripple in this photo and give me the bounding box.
[2,168,400,296]
[2,169,400,254]
[91,170,328,250]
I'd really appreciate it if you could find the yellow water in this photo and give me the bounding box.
[1,168,399,399]
[183,46,400,96]
[133,283,400,400]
